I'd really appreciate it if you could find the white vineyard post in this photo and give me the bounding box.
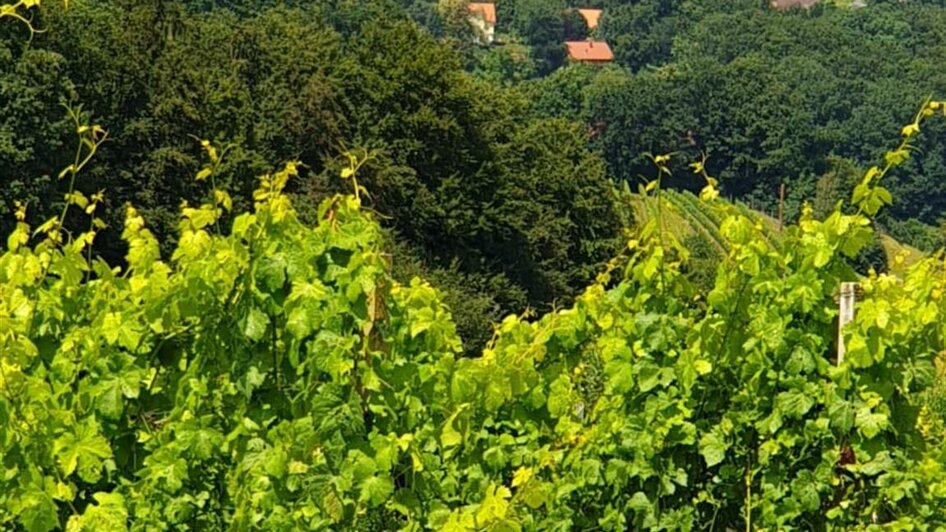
[837,282,858,366]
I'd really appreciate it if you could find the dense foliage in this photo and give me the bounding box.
[5,1,946,529]
[11,0,946,347]
[4,92,946,529]
[514,0,946,246]
[0,0,624,352]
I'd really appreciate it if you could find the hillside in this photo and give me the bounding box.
[627,189,925,279]
[3,1,946,530]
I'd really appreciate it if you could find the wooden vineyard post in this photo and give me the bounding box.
[837,282,858,365]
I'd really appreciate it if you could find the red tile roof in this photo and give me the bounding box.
[468,3,497,24]
[565,40,613,62]
[771,0,820,8]
[577,9,603,30]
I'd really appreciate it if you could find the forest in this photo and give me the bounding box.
[3,0,946,529]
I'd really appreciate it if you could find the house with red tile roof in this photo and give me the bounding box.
[577,8,602,30]
[772,0,866,9]
[770,0,820,8]
[565,40,613,63]
[468,3,496,44]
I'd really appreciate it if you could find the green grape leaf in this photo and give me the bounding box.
[321,490,345,523]
[94,378,124,420]
[699,428,729,467]
[17,490,59,532]
[359,475,394,507]
[441,406,467,448]
[855,406,888,439]
[244,307,270,341]
[53,420,113,483]
[65,492,128,532]
[775,387,816,419]
[828,398,855,433]
[255,253,287,294]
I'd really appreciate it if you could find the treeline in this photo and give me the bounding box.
[525,0,946,243]
[0,0,622,352]
[440,0,946,248]
[422,0,946,249]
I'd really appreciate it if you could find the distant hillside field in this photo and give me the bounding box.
[626,189,924,278]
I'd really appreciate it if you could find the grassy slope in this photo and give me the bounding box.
[879,233,926,276]
[626,189,925,274]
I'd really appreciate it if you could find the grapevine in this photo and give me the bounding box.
[2,2,946,522]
